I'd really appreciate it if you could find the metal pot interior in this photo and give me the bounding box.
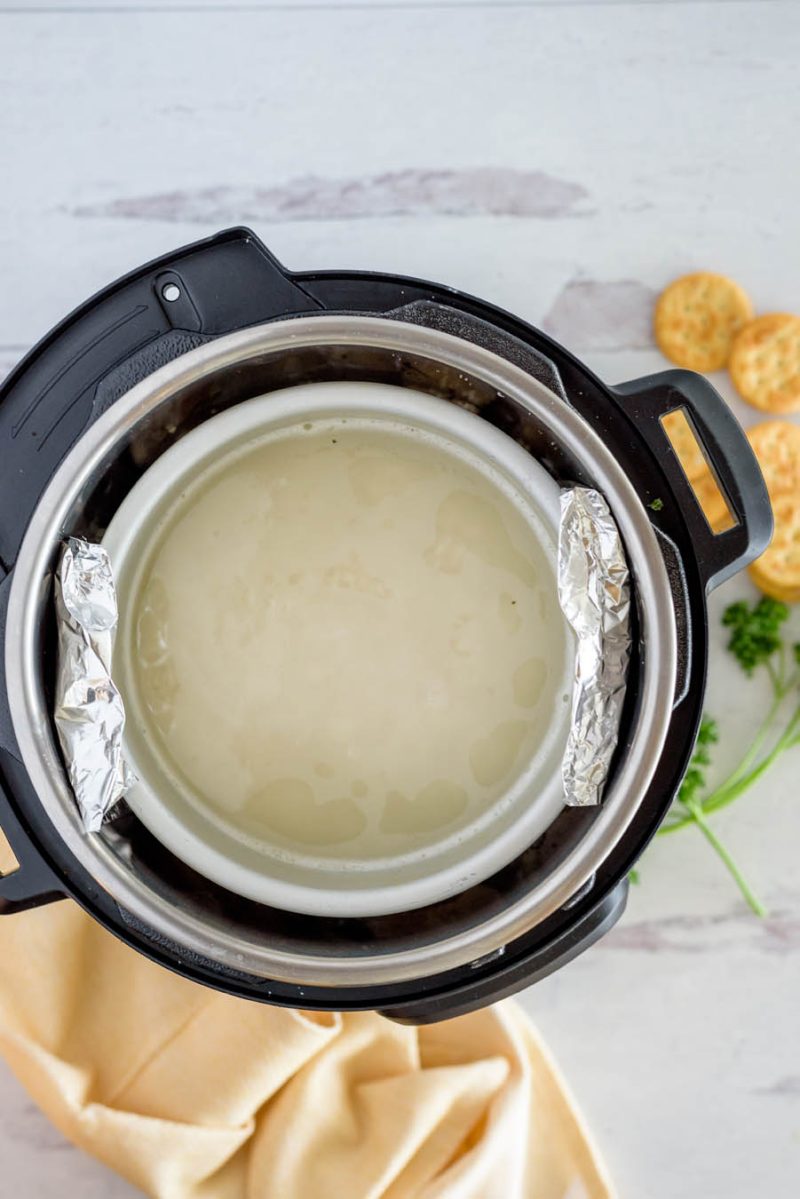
[7,313,676,987]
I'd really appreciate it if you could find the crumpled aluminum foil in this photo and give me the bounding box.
[53,494,628,826]
[558,487,631,807]
[54,537,132,832]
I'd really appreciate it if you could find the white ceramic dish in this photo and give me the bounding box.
[103,381,574,917]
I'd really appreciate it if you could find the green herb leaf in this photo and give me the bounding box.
[648,599,800,916]
[677,716,718,806]
[722,597,789,675]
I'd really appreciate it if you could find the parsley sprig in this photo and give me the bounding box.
[656,597,800,915]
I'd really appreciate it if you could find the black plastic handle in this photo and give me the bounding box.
[0,774,63,914]
[614,369,772,592]
[381,879,628,1024]
[0,574,62,913]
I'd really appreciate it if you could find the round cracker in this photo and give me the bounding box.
[747,420,800,497]
[748,562,800,604]
[662,410,709,482]
[747,492,800,601]
[654,272,753,371]
[729,313,800,413]
[692,469,731,533]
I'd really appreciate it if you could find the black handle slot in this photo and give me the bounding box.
[614,369,772,592]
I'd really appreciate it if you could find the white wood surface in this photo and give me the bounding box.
[0,1,757,10]
[1,2,799,1196]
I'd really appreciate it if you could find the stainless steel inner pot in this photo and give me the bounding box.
[5,313,677,987]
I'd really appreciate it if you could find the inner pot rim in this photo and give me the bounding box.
[6,314,677,987]
[102,381,573,917]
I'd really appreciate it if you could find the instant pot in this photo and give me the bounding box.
[0,228,771,1022]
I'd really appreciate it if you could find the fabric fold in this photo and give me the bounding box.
[0,840,614,1199]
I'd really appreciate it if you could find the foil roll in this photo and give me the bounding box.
[54,538,132,832]
[558,487,631,807]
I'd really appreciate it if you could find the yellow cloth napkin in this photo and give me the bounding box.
[0,881,614,1198]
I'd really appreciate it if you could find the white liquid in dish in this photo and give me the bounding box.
[121,418,567,864]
